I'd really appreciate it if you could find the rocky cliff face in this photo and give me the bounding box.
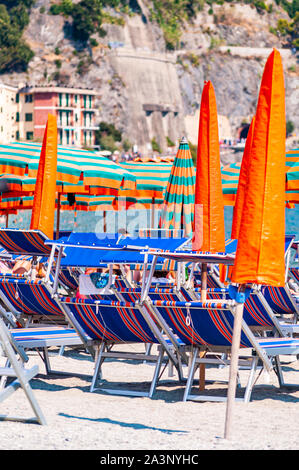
[2,0,298,159]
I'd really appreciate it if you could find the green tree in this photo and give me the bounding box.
[0,4,34,73]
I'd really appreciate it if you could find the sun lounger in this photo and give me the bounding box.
[189,286,299,338]
[262,285,299,323]
[150,299,299,402]
[58,296,183,397]
[0,277,67,326]
[0,228,52,257]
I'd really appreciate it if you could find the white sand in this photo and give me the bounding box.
[0,344,298,450]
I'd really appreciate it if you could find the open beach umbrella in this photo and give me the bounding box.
[286,147,299,204]
[225,49,286,439]
[118,160,173,227]
[119,160,172,203]
[222,146,299,207]
[158,137,195,237]
[0,142,136,195]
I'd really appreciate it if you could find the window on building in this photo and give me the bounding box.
[89,95,92,108]
[66,93,69,107]
[16,131,20,140]
[16,94,19,103]
[26,132,33,140]
[59,129,63,144]
[25,113,33,122]
[25,94,33,103]
[83,95,87,109]
[16,112,19,122]
[59,93,62,106]
[75,94,78,104]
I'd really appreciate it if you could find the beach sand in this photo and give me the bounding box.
[0,344,298,451]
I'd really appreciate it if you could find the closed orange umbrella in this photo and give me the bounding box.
[192,81,225,253]
[225,49,286,440]
[30,114,57,239]
[192,81,225,300]
[231,50,286,286]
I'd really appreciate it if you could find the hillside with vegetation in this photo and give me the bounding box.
[0,0,298,156]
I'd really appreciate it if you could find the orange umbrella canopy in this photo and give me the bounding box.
[30,114,57,238]
[231,49,286,286]
[192,81,225,253]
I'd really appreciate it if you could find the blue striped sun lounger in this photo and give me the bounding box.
[190,286,299,338]
[0,277,66,326]
[58,296,185,397]
[0,229,52,256]
[150,299,299,402]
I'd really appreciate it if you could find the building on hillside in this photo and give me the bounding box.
[17,85,98,148]
[0,82,18,144]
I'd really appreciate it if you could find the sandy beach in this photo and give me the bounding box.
[0,343,298,451]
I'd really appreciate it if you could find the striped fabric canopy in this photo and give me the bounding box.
[0,194,116,213]
[221,162,240,206]
[159,137,195,237]
[0,142,136,195]
[222,148,299,205]
[118,160,173,208]
[286,148,299,203]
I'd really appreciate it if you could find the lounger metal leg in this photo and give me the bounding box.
[274,356,285,387]
[149,349,164,398]
[183,348,198,402]
[243,356,258,403]
[90,342,105,392]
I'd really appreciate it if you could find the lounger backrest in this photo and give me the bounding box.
[0,278,64,317]
[58,268,79,290]
[0,229,51,256]
[290,267,299,283]
[60,297,159,344]
[262,285,298,315]
[151,300,252,348]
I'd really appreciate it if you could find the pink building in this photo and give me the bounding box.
[18,86,98,148]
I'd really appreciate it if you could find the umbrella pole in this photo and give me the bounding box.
[201,263,208,302]
[103,211,106,233]
[224,284,246,440]
[5,214,9,229]
[199,262,208,390]
[56,193,61,240]
[151,197,155,228]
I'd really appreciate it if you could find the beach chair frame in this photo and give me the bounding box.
[0,317,46,425]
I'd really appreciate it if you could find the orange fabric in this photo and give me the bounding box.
[30,114,58,239]
[231,49,286,287]
[192,81,225,253]
[231,116,255,239]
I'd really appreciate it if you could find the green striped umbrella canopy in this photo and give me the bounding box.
[0,193,116,212]
[286,147,299,203]
[222,148,299,205]
[159,137,196,237]
[0,142,136,195]
[221,162,240,206]
[118,160,173,208]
